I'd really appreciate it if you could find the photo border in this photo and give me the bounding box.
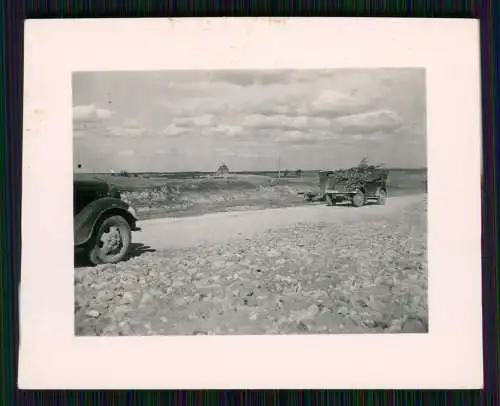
[18,17,483,389]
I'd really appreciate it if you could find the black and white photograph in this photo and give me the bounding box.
[73,68,429,336]
[20,18,483,389]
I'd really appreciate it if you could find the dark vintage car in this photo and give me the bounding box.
[74,175,140,265]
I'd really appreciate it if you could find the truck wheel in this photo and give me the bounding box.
[351,191,365,207]
[377,189,387,205]
[326,194,335,206]
[88,215,132,265]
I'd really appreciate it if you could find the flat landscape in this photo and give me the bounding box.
[75,168,427,220]
[74,169,428,336]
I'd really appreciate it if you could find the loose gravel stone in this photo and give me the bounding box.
[75,196,428,336]
[85,310,100,318]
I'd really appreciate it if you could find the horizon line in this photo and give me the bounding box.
[75,167,428,174]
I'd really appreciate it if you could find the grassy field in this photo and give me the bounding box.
[75,169,427,220]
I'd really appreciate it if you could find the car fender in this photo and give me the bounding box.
[74,197,138,247]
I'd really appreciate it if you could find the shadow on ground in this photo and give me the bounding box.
[322,200,385,208]
[126,243,157,259]
[74,243,156,268]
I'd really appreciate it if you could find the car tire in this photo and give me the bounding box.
[88,215,132,265]
[351,191,365,207]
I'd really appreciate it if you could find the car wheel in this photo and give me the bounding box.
[88,215,132,265]
[351,191,365,207]
[377,189,387,205]
[325,194,335,206]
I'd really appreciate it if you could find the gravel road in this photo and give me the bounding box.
[75,194,428,336]
[136,194,424,250]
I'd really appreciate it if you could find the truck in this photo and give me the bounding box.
[303,164,390,208]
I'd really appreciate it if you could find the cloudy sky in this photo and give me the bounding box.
[72,68,427,173]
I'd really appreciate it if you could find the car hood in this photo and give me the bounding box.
[73,174,121,198]
[74,178,109,192]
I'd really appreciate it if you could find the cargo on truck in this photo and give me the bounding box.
[302,162,390,208]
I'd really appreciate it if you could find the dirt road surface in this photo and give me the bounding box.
[75,194,428,336]
[136,194,424,250]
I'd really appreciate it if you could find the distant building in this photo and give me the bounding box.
[215,163,230,176]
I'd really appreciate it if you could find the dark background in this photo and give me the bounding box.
[1,1,498,404]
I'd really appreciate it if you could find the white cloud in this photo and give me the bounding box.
[173,114,214,127]
[118,150,134,156]
[123,118,141,128]
[237,151,262,158]
[211,124,244,136]
[159,79,315,116]
[73,104,114,121]
[272,129,342,144]
[308,90,366,115]
[220,151,237,157]
[334,109,402,134]
[274,130,315,143]
[290,144,317,151]
[106,126,147,137]
[161,124,188,136]
[242,114,331,130]
[105,117,147,137]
